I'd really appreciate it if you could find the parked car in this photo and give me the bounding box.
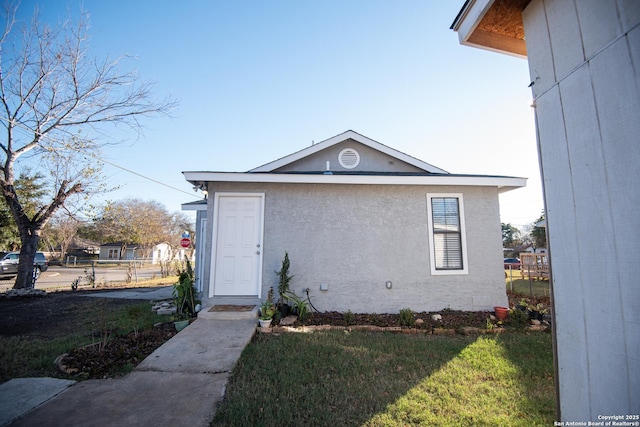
[0,251,49,279]
[503,257,521,269]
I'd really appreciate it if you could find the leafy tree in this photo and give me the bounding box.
[0,4,175,288]
[519,212,547,253]
[0,171,47,251]
[530,213,547,250]
[501,223,521,248]
[91,199,193,258]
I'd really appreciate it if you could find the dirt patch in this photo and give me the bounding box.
[0,290,177,380]
[0,291,148,338]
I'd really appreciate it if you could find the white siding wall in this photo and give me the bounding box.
[203,182,507,313]
[524,0,640,420]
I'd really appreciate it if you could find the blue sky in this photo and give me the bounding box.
[16,1,542,227]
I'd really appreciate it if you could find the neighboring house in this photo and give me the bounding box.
[520,245,546,254]
[151,243,172,265]
[151,242,192,265]
[452,0,640,421]
[98,243,138,261]
[183,130,525,313]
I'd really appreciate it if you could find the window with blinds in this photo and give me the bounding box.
[427,194,468,275]
[431,197,462,269]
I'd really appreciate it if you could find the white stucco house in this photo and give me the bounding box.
[151,243,172,264]
[451,0,640,421]
[183,130,525,313]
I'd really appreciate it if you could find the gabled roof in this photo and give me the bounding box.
[249,130,449,174]
[182,130,527,193]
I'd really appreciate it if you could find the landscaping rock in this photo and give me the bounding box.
[279,315,298,326]
[530,319,542,326]
[0,288,47,299]
[431,314,442,321]
[415,318,424,326]
[156,307,176,316]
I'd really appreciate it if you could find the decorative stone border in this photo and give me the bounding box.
[258,323,548,335]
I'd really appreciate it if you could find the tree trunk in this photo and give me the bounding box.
[14,234,40,289]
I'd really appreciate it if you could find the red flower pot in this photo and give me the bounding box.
[494,306,509,321]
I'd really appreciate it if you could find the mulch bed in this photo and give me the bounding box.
[294,310,491,330]
[56,323,177,379]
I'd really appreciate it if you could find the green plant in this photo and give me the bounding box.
[485,318,495,330]
[530,302,548,314]
[127,305,146,337]
[275,252,294,306]
[398,308,415,327]
[172,258,200,321]
[283,291,310,321]
[366,313,382,326]
[343,310,355,325]
[92,301,114,353]
[260,301,276,320]
[509,306,529,329]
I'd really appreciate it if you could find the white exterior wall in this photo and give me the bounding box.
[203,182,507,313]
[524,0,640,420]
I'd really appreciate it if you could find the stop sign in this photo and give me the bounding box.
[180,237,191,248]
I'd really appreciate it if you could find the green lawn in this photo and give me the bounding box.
[505,270,551,298]
[212,331,555,426]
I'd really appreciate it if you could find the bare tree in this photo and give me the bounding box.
[0,4,175,288]
[40,211,82,260]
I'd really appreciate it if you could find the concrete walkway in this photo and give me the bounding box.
[1,289,257,427]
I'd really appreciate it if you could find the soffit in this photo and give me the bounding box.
[452,0,531,58]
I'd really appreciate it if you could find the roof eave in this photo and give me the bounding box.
[183,171,526,191]
[451,0,529,59]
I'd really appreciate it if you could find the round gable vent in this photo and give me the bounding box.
[338,148,360,169]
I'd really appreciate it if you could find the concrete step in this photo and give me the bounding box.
[198,305,259,320]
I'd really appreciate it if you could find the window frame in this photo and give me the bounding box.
[426,193,469,275]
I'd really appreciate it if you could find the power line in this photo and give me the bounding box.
[1,116,195,197]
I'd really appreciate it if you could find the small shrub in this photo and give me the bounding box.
[399,308,415,327]
[343,310,355,325]
[127,305,146,337]
[275,252,294,306]
[509,307,528,329]
[366,313,382,326]
[284,291,309,321]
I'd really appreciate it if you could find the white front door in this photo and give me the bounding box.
[212,194,264,297]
